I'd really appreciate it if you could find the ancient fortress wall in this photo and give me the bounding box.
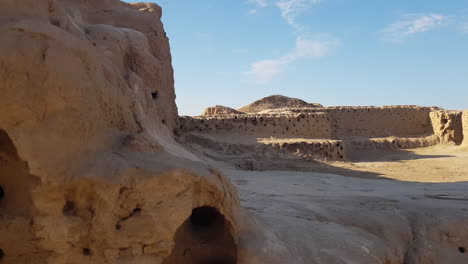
[180,113,333,138]
[181,106,438,140]
[325,106,434,138]
[429,111,464,145]
[180,106,467,162]
[463,111,468,146]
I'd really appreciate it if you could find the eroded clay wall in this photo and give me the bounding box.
[430,111,464,145]
[463,111,468,146]
[325,106,434,138]
[0,1,241,263]
[179,113,332,139]
[181,106,437,139]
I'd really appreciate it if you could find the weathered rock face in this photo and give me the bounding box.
[238,95,322,113]
[463,111,468,146]
[430,111,464,145]
[0,1,241,263]
[202,105,246,117]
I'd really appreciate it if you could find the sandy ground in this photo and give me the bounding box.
[326,145,468,182]
[227,145,468,264]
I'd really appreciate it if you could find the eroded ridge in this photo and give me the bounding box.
[0,1,241,263]
[179,102,466,167]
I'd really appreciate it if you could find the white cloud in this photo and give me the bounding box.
[382,13,445,43]
[248,0,268,7]
[246,35,338,84]
[247,59,288,84]
[248,9,257,15]
[276,0,321,28]
[246,0,322,28]
[290,35,337,58]
[244,0,335,84]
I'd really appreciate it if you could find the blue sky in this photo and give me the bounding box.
[126,0,468,115]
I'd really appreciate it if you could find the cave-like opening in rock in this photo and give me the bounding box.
[0,129,38,216]
[190,206,219,227]
[162,206,237,264]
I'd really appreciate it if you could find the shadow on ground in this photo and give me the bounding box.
[179,132,466,181]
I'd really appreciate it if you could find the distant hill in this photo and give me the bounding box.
[202,105,245,116]
[238,95,322,113]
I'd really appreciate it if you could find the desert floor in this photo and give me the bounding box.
[226,145,468,263]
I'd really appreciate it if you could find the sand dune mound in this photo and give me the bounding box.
[238,95,322,113]
[202,105,245,116]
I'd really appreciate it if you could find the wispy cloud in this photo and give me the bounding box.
[246,36,338,83]
[382,13,446,43]
[248,0,268,7]
[276,0,321,29]
[290,35,337,58]
[247,59,287,84]
[246,0,321,27]
[248,9,257,15]
[245,0,336,84]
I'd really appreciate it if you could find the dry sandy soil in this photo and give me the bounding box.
[228,145,468,263]
[320,145,468,182]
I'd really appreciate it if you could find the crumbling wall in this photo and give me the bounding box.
[59,0,179,129]
[326,106,434,138]
[264,139,347,160]
[430,111,464,145]
[180,113,332,139]
[260,136,439,162]
[181,106,435,140]
[0,1,241,263]
[179,106,445,163]
[463,111,468,146]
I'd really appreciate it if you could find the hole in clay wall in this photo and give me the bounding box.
[459,247,465,253]
[115,208,142,230]
[62,201,76,216]
[50,18,61,27]
[0,248,3,261]
[151,91,159,100]
[162,206,237,264]
[0,185,4,201]
[83,248,92,256]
